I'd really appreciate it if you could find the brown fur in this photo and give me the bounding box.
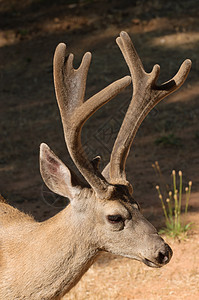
[0,202,34,225]
[0,194,7,203]
[0,188,171,300]
[0,199,98,299]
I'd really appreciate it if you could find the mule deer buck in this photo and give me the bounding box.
[0,31,191,299]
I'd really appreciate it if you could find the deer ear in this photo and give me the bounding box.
[40,143,83,200]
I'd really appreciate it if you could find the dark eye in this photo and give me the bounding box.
[107,214,123,224]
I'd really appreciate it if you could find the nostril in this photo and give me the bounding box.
[157,243,173,265]
[162,254,169,264]
[157,251,169,265]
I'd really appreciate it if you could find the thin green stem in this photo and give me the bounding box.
[169,191,173,215]
[159,195,168,223]
[178,171,182,225]
[172,170,176,195]
[174,193,178,230]
[166,197,173,220]
[185,181,192,214]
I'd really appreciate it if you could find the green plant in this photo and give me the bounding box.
[152,161,192,238]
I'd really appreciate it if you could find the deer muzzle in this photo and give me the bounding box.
[142,240,173,268]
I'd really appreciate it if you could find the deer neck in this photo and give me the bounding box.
[38,205,98,298]
[10,205,98,300]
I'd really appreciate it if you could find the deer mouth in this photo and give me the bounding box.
[142,252,171,268]
[142,258,161,268]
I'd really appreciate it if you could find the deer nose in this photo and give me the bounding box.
[157,243,173,265]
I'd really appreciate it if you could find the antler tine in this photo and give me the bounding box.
[104,31,191,186]
[53,42,131,197]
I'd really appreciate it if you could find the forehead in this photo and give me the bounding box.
[98,185,138,213]
[107,184,136,204]
[98,198,138,220]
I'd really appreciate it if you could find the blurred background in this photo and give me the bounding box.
[0,1,199,299]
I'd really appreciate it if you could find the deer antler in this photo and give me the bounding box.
[103,31,191,188]
[53,42,131,197]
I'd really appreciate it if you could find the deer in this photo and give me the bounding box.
[0,31,191,300]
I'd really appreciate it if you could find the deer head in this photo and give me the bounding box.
[40,31,191,268]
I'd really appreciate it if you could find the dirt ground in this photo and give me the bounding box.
[0,0,199,299]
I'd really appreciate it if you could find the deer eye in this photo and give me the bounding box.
[107,214,123,224]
